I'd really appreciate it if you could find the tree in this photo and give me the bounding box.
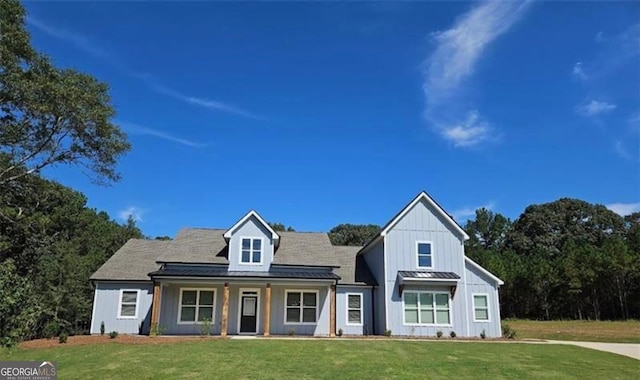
[0,259,40,346]
[507,198,626,259]
[328,224,380,246]
[0,171,143,346]
[0,0,130,192]
[464,208,511,252]
[268,222,295,232]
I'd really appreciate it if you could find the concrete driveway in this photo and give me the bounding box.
[547,340,640,360]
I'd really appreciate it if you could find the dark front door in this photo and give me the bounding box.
[240,295,258,333]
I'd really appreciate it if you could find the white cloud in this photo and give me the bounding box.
[451,202,496,220]
[614,140,639,162]
[118,120,206,147]
[149,84,262,120]
[27,17,111,59]
[606,202,640,216]
[424,1,531,102]
[576,23,640,81]
[27,17,259,119]
[118,206,144,222]
[575,100,617,117]
[422,1,531,148]
[572,62,587,80]
[442,111,492,147]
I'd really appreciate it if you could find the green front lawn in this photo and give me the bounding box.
[505,319,640,343]
[1,339,637,379]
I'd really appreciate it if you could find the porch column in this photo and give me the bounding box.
[329,284,336,337]
[264,283,271,336]
[221,282,229,337]
[150,282,161,329]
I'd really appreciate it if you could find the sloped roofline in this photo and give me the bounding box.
[465,256,504,285]
[223,210,280,247]
[358,191,470,254]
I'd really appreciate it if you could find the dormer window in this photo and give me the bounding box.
[241,238,262,264]
[417,241,433,269]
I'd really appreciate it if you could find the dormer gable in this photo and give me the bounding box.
[225,210,278,271]
[224,210,280,248]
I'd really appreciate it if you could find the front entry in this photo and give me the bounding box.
[239,290,259,334]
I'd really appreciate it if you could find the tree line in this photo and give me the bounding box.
[465,201,639,321]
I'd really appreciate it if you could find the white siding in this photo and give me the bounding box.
[227,216,274,272]
[90,282,154,334]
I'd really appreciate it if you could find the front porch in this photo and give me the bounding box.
[149,280,337,337]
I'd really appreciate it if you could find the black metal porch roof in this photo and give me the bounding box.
[149,266,340,280]
[398,271,460,280]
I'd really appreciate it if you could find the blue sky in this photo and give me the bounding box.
[24,1,639,237]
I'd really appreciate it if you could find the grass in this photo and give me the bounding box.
[1,339,638,379]
[506,319,640,343]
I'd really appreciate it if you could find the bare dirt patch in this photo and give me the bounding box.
[20,335,212,349]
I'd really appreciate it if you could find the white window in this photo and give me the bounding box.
[403,291,450,325]
[417,242,433,268]
[240,238,262,264]
[118,290,138,319]
[473,294,490,322]
[346,293,363,325]
[179,289,216,324]
[285,290,317,324]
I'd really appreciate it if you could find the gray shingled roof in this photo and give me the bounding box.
[91,229,377,286]
[156,229,339,267]
[328,246,377,286]
[156,228,229,264]
[90,239,171,281]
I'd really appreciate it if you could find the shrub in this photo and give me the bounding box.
[449,331,457,338]
[58,333,68,344]
[502,324,517,339]
[337,328,343,337]
[43,321,60,339]
[109,331,118,339]
[287,328,295,336]
[200,318,212,336]
[480,330,486,339]
[150,322,167,336]
[383,329,392,337]
[436,330,443,339]
[100,321,105,336]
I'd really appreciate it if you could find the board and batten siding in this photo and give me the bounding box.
[157,283,331,336]
[465,261,502,338]
[269,285,331,336]
[384,198,468,336]
[159,283,223,335]
[90,282,154,334]
[227,216,274,272]
[362,240,386,334]
[336,286,373,335]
